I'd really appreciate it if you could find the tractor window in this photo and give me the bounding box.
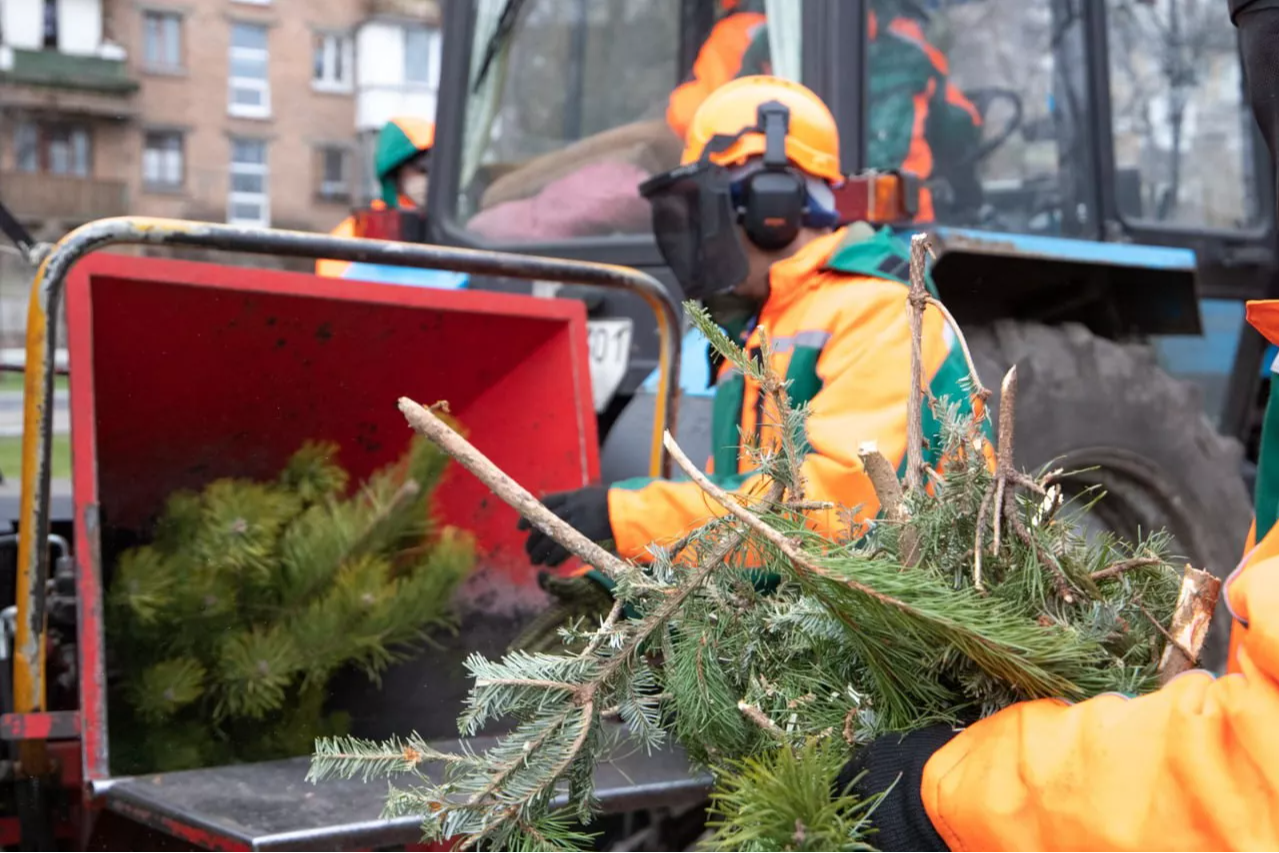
[1106,0,1262,230]
[869,0,1098,236]
[457,0,686,244]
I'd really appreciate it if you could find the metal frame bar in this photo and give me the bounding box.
[12,216,681,784]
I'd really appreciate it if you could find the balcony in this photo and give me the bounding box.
[0,171,127,221]
[0,47,138,118]
[0,47,137,94]
[363,0,441,23]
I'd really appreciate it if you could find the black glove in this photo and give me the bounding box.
[507,570,617,654]
[516,486,613,567]
[835,725,958,852]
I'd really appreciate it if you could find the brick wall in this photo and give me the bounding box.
[124,0,362,235]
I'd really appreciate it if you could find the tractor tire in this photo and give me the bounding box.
[965,321,1251,672]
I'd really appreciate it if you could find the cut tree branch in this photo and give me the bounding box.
[663,430,920,614]
[1156,565,1222,685]
[925,295,992,408]
[398,397,632,580]
[905,234,929,495]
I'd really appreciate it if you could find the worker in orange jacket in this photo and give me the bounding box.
[666,1,982,223]
[665,0,766,140]
[831,6,1279,848]
[316,116,434,278]
[520,76,982,570]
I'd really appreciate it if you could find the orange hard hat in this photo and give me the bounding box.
[681,75,842,183]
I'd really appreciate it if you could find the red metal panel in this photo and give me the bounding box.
[64,253,601,784]
[0,711,80,740]
[66,262,109,785]
[105,799,253,851]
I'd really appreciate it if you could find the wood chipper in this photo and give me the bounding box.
[0,216,720,850]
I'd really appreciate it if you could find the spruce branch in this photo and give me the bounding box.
[398,397,632,580]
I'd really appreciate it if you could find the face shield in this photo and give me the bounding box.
[638,159,751,302]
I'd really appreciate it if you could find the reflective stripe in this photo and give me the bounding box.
[759,330,831,354]
[795,329,832,349]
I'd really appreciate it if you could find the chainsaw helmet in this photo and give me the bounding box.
[375,116,435,207]
[640,76,843,300]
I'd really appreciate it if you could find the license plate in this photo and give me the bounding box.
[586,318,633,413]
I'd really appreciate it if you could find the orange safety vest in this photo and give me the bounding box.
[919,302,1279,851]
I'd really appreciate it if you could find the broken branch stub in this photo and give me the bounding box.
[1157,565,1223,684]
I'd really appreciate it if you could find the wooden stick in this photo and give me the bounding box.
[905,235,929,495]
[662,430,918,613]
[1157,565,1222,684]
[398,397,632,580]
[925,295,991,407]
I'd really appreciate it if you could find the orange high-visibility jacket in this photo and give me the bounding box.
[315,196,415,278]
[920,301,1279,851]
[607,228,979,561]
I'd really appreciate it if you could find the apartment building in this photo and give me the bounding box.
[0,0,443,242]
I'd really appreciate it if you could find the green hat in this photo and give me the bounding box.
[374,116,435,207]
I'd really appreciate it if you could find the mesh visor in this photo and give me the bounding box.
[640,163,750,301]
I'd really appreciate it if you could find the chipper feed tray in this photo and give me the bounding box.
[60,254,702,849]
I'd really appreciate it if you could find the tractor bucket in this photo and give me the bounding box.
[6,219,694,850]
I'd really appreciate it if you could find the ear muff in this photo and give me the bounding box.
[736,100,807,250]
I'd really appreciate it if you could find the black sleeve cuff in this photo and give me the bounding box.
[836,725,958,852]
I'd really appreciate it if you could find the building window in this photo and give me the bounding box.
[142,11,182,71]
[143,131,184,189]
[404,26,434,85]
[228,138,268,226]
[228,22,270,118]
[14,121,91,176]
[14,123,39,173]
[312,32,352,92]
[42,0,58,49]
[315,146,350,200]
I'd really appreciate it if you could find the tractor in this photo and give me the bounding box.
[0,0,1272,849]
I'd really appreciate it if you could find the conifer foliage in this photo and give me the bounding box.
[108,437,475,774]
[309,240,1210,851]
